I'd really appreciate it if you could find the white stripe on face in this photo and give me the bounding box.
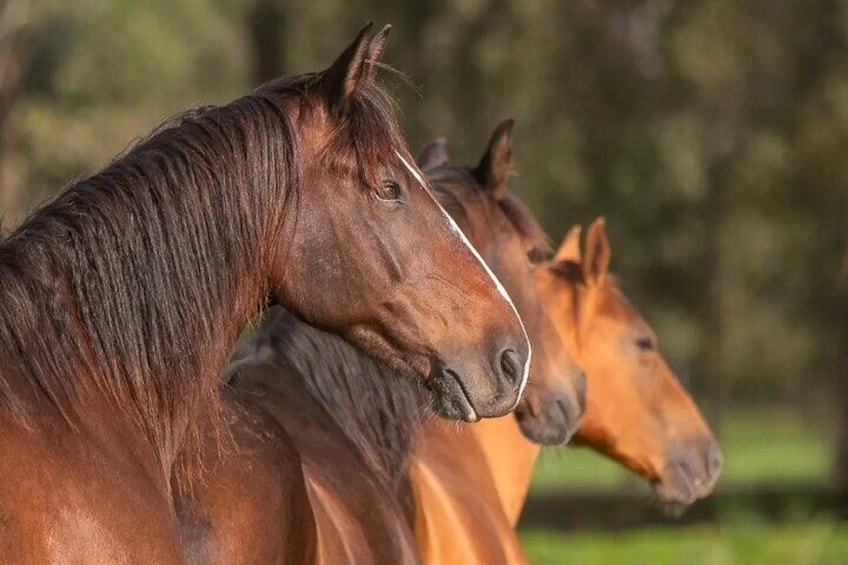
[395,150,531,405]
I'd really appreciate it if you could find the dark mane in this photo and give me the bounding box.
[0,69,406,478]
[499,191,553,255]
[230,308,428,487]
[426,165,552,255]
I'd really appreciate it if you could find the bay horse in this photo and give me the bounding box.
[418,120,586,445]
[174,119,588,564]
[410,139,722,565]
[0,24,531,562]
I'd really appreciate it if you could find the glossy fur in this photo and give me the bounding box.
[0,25,529,562]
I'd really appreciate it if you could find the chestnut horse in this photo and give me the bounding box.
[0,24,531,562]
[175,119,587,564]
[540,219,723,507]
[410,138,722,565]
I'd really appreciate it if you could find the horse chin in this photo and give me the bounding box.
[344,325,481,422]
[514,398,577,446]
[651,493,692,519]
[651,449,721,512]
[425,369,480,423]
[650,473,699,512]
[515,410,574,446]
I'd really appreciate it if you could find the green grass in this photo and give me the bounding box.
[520,521,848,564]
[530,409,833,493]
[523,409,841,562]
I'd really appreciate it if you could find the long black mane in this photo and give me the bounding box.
[229,308,428,488]
[0,70,405,476]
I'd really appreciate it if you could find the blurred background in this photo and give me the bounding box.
[1,0,846,562]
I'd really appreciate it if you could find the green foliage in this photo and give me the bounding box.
[29,0,248,107]
[2,0,847,408]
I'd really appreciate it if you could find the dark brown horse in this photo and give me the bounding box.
[0,24,531,562]
[175,119,587,564]
[418,120,586,445]
[410,122,587,565]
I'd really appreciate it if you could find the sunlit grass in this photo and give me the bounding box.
[521,521,848,564]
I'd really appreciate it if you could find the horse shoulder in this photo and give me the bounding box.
[289,409,419,564]
[411,420,523,565]
[175,393,317,565]
[0,413,183,564]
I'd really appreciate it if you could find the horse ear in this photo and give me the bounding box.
[363,25,391,83]
[583,217,611,285]
[554,225,583,263]
[320,22,374,114]
[475,118,515,198]
[416,138,449,170]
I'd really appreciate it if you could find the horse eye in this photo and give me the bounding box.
[635,337,654,351]
[373,180,404,203]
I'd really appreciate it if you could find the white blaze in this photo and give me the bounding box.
[395,150,532,404]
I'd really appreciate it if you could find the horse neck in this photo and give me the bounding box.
[0,106,292,472]
[249,310,427,488]
[429,184,543,523]
[470,415,541,525]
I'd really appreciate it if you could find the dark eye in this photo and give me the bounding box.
[635,337,654,352]
[373,179,404,203]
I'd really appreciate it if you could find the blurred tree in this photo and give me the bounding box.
[248,0,286,84]
[0,0,32,222]
[838,240,848,510]
[1,0,847,461]
[0,0,30,134]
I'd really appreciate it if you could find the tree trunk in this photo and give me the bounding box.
[0,0,32,223]
[247,0,286,85]
[693,160,726,431]
[835,206,848,515]
[692,118,739,433]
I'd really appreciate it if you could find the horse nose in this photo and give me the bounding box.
[555,390,584,441]
[574,369,587,414]
[515,389,582,446]
[494,336,530,396]
[673,439,723,499]
[494,327,530,389]
[498,347,523,386]
[707,442,724,479]
[427,331,530,420]
[553,366,587,439]
[470,339,529,417]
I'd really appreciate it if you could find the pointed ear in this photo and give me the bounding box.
[319,22,374,115]
[554,225,583,263]
[416,138,449,170]
[363,25,391,83]
[583,217,611,285]
[475,118,515,197]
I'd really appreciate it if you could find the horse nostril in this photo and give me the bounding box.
[677,459,693,480]
[555,399,573,427]
[499,348,521,385]
[575,372,587,413]
[708,444,724,477]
